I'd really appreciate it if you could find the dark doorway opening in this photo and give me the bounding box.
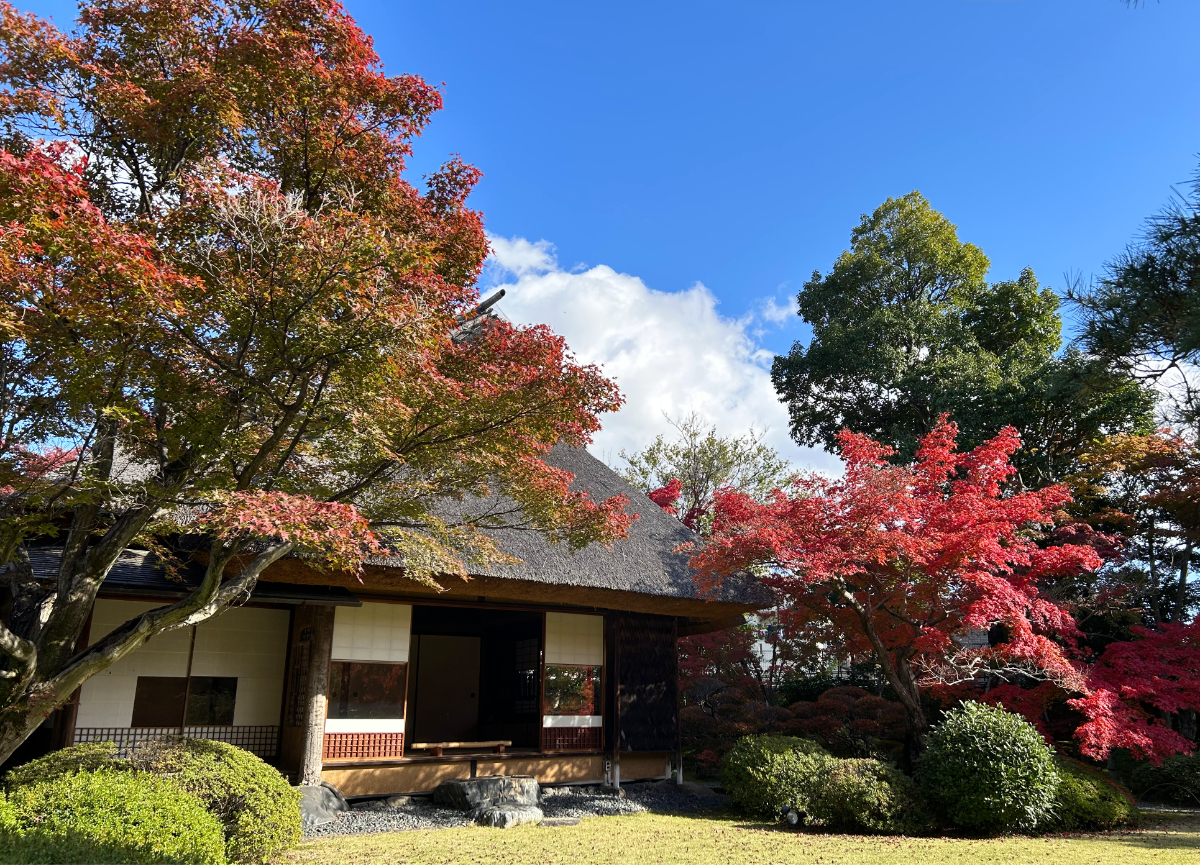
[408,607,541,749]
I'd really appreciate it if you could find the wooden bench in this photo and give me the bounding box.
[410,740,512,757]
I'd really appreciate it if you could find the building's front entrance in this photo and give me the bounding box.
[411,635,480,742]
[407,606,542,750]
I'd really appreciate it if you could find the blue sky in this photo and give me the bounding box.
[358,0,1200,353]
[19,0,1200,467]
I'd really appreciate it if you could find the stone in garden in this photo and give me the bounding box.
[433,775,540,809]
[649,779,725,799]
[298,782,350,828]
[386,795,411,808]
[471,803,544,828]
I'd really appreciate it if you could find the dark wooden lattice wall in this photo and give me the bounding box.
[610,612,678,753]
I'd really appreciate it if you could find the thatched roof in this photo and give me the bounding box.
[30,443,773,617]
[385,445,775,610]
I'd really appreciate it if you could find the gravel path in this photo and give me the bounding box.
[304,781,727,838]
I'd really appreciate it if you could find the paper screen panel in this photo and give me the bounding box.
[544,612,603,665]
[332,603,412,662]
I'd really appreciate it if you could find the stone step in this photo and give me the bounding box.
[471,803,544,828]
[433,775,540,810]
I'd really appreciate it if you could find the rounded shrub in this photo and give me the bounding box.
[3,738,301,863]
[0,769,226,864]
[721,734,829,816]
[916,701,1060,833]
[1045,758,1136,832]
[728,744,931,834]
[808,758,930,835]
[128,738,301,864]
[2,741,124,790]
[753,749,837,819]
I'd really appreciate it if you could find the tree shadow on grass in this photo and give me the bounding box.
[1106,811,1200,852]
[722,811,1200,851]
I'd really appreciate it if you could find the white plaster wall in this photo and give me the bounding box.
[75,599,289,729]
[76,600,190,728]
[545,612,604,666]
[332,603,411,662]
[192,606,290,726]
[324,718,405,733]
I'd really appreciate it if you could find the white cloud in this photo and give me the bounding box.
[488,236,557,277]
[485,234,839,474]
[759,294,797,326]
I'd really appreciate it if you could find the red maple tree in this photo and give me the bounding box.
[1068,621,1200,760]
[691,418,1099,750]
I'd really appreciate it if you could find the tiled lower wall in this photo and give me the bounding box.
[543,726,602,751]
[323,732,405,759]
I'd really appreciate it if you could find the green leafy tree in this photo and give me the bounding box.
[618,413,792,533]
[620,417,812,737]
[1071,169,1200,431]
[773,191,1154,486]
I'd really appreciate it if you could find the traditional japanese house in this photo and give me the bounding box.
[24,446,773,796]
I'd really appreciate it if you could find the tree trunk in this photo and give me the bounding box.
[1149,518,1163,623]
[0,540,291,765]
[844,590,926,739]
[0,699,57,766]
[1174,539,1194,623]
[890,653,928,771]
[841,587,927,767]
[299,604,335,786]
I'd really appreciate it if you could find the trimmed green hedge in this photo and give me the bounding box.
[0,770,226,864]
[1046,758,1136,832]
[750,748,835,819]
[128,739,301,864]
[4,739,300,863]
[809,757,929,835]
[721,735,829,816]
[917,701,1060,834]
[723,734,928,834]
[2,741,125,788]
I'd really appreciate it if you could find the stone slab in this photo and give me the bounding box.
[433,775,540,810]
[471,803,544,828]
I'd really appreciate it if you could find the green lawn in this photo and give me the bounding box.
[285,810,1200,865]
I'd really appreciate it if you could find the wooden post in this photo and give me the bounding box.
[298,604,335,786]
[179,625,198,735]
[674,617,684,786]
[612,616,621,792]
